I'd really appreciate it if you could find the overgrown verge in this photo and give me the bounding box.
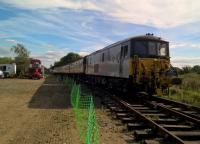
[167,73,200,107]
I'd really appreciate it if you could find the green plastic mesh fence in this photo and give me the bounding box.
[65,77,100,144]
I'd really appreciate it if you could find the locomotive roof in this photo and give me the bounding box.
[87,34,168,56]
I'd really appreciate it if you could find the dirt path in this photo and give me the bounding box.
[0,76,127,144]
[0,76,80,144]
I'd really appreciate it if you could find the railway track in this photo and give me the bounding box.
[102,94,200,144]
[75,80,200,143]
[150,96,200,120]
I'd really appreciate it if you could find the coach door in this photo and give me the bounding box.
[119,43,128,77]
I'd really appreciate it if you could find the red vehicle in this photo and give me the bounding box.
[28,59,43,79]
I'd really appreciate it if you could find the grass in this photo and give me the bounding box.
[166,73,200,107]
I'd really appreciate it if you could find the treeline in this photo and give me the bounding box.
[53,52,82,68]
[0,57,13,64]
[174,65,200,75]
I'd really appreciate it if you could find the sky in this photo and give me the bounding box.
[0,0,200,68]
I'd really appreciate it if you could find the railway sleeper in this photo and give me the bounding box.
[183,140,200,144]
[121,117,136,123]
[143,113,168,119]
[130,104,144,107]
[127,123,147,131]
[161,124,194,131]
[171,107,183,111]
[153,118,179,125]
[137,110,161,114]
[143,139,164,144]
[182,110,198,114]
[114,108,128,113]
[130,107,151,110]
[116,112,129,119]
[134,130,155,140]
[171,131,200,141]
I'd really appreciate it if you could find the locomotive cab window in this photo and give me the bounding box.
[159,43,167,56]
[132,40,169,57]
[134,41,147,56]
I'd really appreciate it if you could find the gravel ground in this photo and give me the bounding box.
[0,76,128,144]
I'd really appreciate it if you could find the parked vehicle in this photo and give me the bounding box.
[0,70,4,78]
[28,59,43,79]
[0,63,16,78]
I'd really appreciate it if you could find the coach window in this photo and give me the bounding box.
[90,57,92,64]
[1,66,6,71]
[102,53,105,62]
[124,45,128,58]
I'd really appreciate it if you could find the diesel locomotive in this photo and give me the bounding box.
[53,34,180,96]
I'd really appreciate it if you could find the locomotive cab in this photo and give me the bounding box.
[129,34,180,96]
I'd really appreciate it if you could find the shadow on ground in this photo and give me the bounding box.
[28,75,71,109]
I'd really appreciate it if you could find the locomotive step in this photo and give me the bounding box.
[161,124,193,131]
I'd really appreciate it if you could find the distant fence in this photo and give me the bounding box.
[64,78,100,144]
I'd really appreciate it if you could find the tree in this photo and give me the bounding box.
[0,57,13,64]
[11,43,30,76]
[180,66,192,74]
[192,65,200,74]
[54,52,82,67]
[11,44,30,57]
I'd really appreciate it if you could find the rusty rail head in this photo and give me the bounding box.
[151,95,200,112]
[111,95,185,144]
[147,101,200,125]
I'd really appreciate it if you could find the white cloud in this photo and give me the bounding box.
[0,34,9,39]
[170,42,187,49]
[2,0,100,11]
[2,0,200,28]
[5,39,19,44]
[170,42,200,49]
[99,0,200,28]
[0,46,13,57]
[78,51,89,56]
[171,56,200,67]
[32,50,68,67]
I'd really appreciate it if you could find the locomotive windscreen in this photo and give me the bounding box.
[132,40,169,57]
